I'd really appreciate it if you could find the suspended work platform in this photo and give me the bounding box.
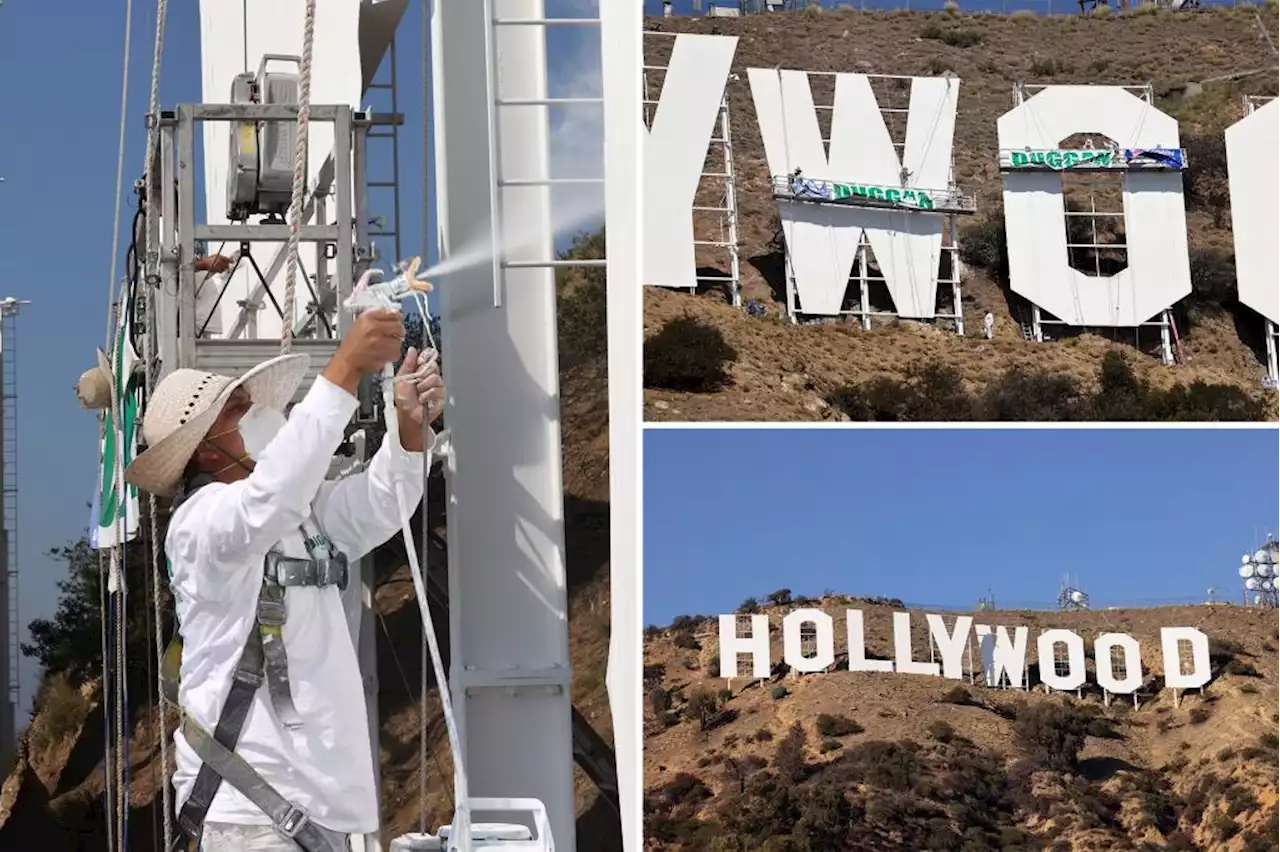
[148,102,401,382]
[997,146,1189,172]
[771,173,977,215]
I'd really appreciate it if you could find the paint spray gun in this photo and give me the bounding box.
[344,255,439,377]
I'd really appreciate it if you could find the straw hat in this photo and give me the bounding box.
[76,350,115,411]
[123,354,310,497]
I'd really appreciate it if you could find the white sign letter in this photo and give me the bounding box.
[1161,627,1211,690]
[1226,98,1279,326]
[748,69,959,318]
[1095,633,1143,695]
[847,608,893,673]
[719,614,771,679]
[894,612,939,677]
[926,614,972,681]
[997,86,1190,327]
[783,608,835,673]
[976,624,1028,688]
[1037,629,1086,691]
[643,34,738,290]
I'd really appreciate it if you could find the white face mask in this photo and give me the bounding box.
[238,404,287,462]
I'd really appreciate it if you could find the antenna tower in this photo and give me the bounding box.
[1237,536,1278,608]
[0,296,29,769]
[1058,575,1089,611]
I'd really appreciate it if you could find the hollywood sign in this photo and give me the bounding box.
[717,609,1212,695]
[642,33,1278,332]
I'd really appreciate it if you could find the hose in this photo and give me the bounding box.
[378,309,473,850]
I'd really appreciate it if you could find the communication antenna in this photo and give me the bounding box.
[1058,575,1089,611]
[0,296,29,769]
[975,587,996,611]
[1238,536,1279,608]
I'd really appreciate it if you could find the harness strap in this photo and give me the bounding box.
[183,719,350,852]
[177,624,266,841]
[258,581,303,730]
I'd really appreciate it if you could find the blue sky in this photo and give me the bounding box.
[0,0,601,720]
[644,428,1280,625]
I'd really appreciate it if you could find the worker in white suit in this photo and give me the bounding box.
[124,309,443,852]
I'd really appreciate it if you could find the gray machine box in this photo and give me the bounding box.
[226,55,304,221]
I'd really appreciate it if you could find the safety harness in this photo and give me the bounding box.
[160,474,354,852]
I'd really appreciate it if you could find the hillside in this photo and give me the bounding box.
[642,6,1280,422]
[0,244,619,850]
[643,597,1280,851]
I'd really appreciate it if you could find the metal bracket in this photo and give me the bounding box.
[456,664,572,698]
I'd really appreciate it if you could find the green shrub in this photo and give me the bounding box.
[771,686,790,700]
[816,713,863,737]
[644,315,737,392]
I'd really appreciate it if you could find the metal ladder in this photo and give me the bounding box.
[364,37,404,266]
[485,9,607,293]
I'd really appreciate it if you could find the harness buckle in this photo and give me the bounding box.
[232,665,265,689]
[327,554,350,591]
[277,803,312,839]
[257,598,287,627]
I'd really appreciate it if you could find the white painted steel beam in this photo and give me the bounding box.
[431,0,577,848]
[601,1,642,849]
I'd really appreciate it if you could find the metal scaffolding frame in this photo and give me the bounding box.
[643,33,743,305]
[776,71,973,333]
[148,103,390,388]
[1007,82,1177,364]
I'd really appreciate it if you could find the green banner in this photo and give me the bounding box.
[1008,149,1115,170]
[831,182,936,209]
[96,292,141,550]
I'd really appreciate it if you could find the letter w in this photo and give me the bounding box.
[747,69,958,317]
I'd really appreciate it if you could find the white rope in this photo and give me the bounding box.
[136,0,175,844]
[419,1,432,834]
[380,323,472,836]
[104,0,134,355]
[282,0,318,356]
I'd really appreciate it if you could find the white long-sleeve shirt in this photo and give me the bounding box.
[166,375,429,834]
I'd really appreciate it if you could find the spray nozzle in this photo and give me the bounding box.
[344,256,434,316]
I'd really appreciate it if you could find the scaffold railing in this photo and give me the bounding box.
[771,173,977,214]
